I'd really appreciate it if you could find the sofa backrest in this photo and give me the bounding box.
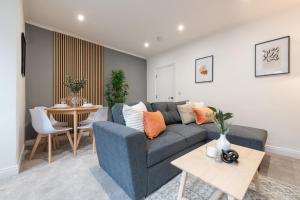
[111,101,187,126]
[151,101,186,125]
[111,102,153,125]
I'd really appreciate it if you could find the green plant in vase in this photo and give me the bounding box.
[64,76,87,107]
[105,70,129,108]
[208,106,233,151]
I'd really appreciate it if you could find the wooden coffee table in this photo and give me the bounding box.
[171,140,265,200]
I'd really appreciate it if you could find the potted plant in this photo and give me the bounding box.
[208,107,233,151]
[64,76,87,107]
[105,70,129,108]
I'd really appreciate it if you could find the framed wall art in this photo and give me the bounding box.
[255,36,290,77]
[195,55,213,83]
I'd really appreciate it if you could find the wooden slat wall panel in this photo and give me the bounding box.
[53,32,104,124]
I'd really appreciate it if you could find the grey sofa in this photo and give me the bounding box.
[93,102,267,200]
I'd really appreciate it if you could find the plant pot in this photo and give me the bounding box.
[216,134,231,151]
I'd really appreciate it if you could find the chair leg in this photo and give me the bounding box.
[29,134,42,160]
[92,131,96,154]
[66,131,74,149]
[48,134,52,163]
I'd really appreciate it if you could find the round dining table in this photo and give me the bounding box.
[45,105,101,156]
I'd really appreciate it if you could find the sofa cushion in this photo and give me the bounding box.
[167,124,207,147]
[111,102,153,125]
[147,142,205,195]
[192,107,214,125]
[190,123,268,151]
[123,102,147,132]
[146,130,187,167]
[177,103,195,124]
[144,111,166,139]
[151,101,186,125]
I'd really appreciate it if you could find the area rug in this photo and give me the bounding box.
[145,173,300,200]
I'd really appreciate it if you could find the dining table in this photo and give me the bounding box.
[45,105,101,156]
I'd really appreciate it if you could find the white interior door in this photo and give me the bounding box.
[155,64,175,102]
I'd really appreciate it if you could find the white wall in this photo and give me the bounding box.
[147,8,300,158]
[16,0,26,170]
[0,0,25,177]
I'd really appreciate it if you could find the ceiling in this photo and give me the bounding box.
[24,0,300,58]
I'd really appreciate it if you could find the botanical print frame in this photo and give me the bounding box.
[255,36,290,77]
[195,55,213,83]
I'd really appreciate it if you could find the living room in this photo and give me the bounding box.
[0,0,299,200]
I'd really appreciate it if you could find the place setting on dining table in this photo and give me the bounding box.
[29,76,107,163]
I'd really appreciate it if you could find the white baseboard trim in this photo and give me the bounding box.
[0,144,25,179]
[266,145,300,159]
[17,144,25,172]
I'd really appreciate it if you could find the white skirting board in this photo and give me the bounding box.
[266,145,300,159]
[0,145,24,179]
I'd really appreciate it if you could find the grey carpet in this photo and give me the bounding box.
[0,142,299,200]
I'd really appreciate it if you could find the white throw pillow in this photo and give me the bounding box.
[177,104,195,124]
[123,102,147,132]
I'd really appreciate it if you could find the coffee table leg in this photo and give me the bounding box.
[253,171,260,192]
[177,171,187,200]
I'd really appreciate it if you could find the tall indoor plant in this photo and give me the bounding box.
[105,70,129,108]
[209,107,233,151]
[64,76,87,107]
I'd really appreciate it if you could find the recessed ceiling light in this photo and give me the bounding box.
[77,14,85,22]
[144,42,149,48]
[177,24,185,32]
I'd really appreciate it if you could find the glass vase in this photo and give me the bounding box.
[70,91,81,107]
[216,134,231,151]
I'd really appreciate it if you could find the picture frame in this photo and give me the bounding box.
[21,32,26,77]
[255,36,290,77]
[195,55,213,83]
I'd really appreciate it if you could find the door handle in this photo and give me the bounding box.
[169,97,174,100]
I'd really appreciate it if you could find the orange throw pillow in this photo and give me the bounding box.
[143,111,166,139]
[192,107,214,125]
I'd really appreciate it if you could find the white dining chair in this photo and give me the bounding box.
[29,109,74,163]
[76,107,108,153]
[35,106,68,127]
[79,105,103,125]
[79,112,96,126]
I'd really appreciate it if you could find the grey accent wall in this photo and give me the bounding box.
[25,24,147,139]
[104,48,147,103]
[25,24,53,140]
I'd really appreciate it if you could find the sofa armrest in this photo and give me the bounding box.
[93,121,147,200]
[202,123,268,151]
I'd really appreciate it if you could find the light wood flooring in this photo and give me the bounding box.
[260,153,300,187]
